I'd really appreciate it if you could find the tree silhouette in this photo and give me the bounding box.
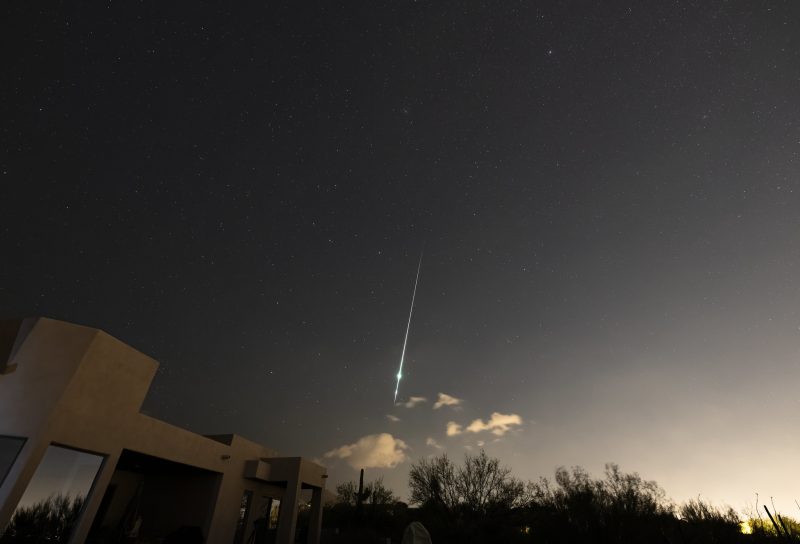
[408,450,524,515]
[407,453,459,512]
[407,450,528,542]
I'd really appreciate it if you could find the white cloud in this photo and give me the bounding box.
[402,396,427,408]
[324,433,409,469]
[446,421,463,436]
[433,393,463,410]
[465,412,522,436]
[386,414,400,422]
[426,437,444,450]
[477,440,485,447]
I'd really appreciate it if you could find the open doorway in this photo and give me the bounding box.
[241,496,280,544]
[86,449,221,543]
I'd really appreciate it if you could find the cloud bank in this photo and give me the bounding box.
[402,396,427,408]
[446,412,522,437]
[433,392,463,409]
[446,421,463,436]
[465,412,522,436]
[426,437,444,449]
[324,433,409,469]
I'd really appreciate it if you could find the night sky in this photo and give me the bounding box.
[3,1,800,511]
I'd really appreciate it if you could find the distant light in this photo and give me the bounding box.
[740,521,753,534]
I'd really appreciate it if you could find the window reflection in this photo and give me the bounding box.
[2,445,104,543]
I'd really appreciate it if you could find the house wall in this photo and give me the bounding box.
[0,318,100,533]
[0,317,326,544]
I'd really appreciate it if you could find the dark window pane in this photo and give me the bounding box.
[0,436,25,487]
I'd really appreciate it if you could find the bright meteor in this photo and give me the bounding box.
[394,253,423,404]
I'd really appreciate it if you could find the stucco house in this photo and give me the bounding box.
[0,317,326,543]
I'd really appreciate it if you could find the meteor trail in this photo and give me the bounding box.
[394,253,423,404]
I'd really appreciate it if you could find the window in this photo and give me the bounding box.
[2,445,104,543]
[233,489,253,544]
[0,436,25,487]
[267,498,280,530]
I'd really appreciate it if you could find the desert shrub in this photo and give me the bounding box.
[324,477,408,543]
[676,499,742,543]
[522,464,675,543]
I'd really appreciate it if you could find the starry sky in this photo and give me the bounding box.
[3,1,800,512]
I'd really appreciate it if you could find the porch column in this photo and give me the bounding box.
[307,486,323,544]
[276,478,301,544]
